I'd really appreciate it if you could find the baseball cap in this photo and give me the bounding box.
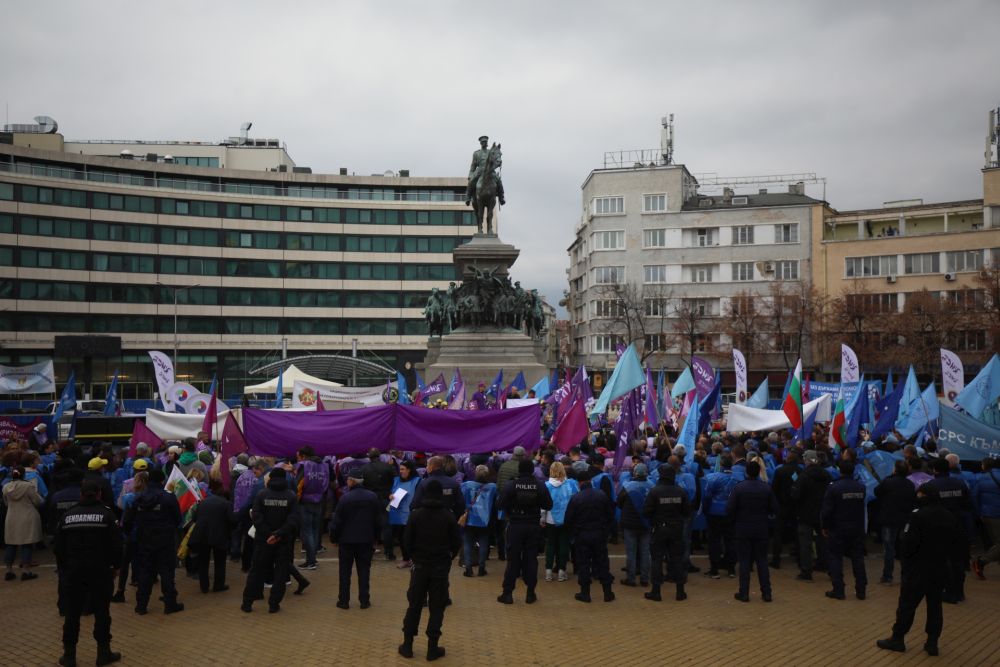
[88,457,108,471]
[132,459,149,471]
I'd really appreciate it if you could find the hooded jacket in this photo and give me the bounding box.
[791,464,831,527]
[2,479,43,545]
[404,494,461,564]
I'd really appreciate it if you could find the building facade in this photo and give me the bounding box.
[0,123,477,401]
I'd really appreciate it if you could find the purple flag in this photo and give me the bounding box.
[691,356,715,401]
[613,387,643,474]
[644,366,659,430]
[220,413,248,492]
[417,373,447,404]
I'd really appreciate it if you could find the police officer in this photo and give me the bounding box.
[821,460,868,600]
[565,469,615,604]
[411,456,466,517]
[123,469,183,616]
[923,457,972,603]
[497,458,552,605]
[877,485,962,656]
[642,465,691,602]
[728,460,779,603]
[329,467,381,610]
[54,480,123,667]
[241,467,299,614]
[399,480,461,661]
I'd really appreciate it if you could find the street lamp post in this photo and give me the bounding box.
[157,282,201,371]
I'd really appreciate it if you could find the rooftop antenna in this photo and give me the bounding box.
[660,114,674,165]
[240,122,253,145]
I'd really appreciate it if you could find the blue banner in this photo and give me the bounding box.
[937,401,1000,461]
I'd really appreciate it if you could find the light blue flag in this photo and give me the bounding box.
[590,343,645,416]
[898,383,939,438]
[273,371,283,409]
[895,366,921,429]
[670,367,695,399]
[103,371,119,416]
[676,404,700,463]
[531,375,551,400]
[54,370,76,424]
[746,378,769,409]
[396,371,411,405]
[954,353,1000,418]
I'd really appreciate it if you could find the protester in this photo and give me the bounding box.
[770,449,801,569]
[702,454,738,578]
[821,460,868,600]
[543,461,576,582]
[460,465,497,577]
[727,460,778,603]
[617,462,652,587]
[564,468,615,603]
[123,468,183,615]
[874,460,917,584]
[241,467,299,613]
[971,456,1000,578]
[643,465,690,602]
[112,470,148,603]
[497,458,552,604]
[190,479,236,593]
[792,450,832,581]
[387,460,420,568]
[399,480,461,661]
[295,446,330,570]
[361,447,395,556]
[330,467,381,610]
[3,466,43,581]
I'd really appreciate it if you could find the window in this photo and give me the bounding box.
[288,234,341,251]
[593,230,625,251]
[0,214,12,233]
[776,334,797,352]
[592,196,623,215]
[18,281,87,301]
[160,227,219,246]
[0,183,12,200]
[904,252,939,275]
[593,334,623,354]
[643,229,666,248]
[732,262,754,281]
[776,260,799,280]
[20,217,88,239]
[93,222,155,243]
[20,249,87,270]
[775,224,799,244]
[946,250,983,273]
[643,265,667,284]
[401,264,452,280]
[644,334,665,351]
[684,299,717,316]
[944,289,985,310]
[160,257,220,276]
[224,289,281,307]
[225,260,282,278]
[846,292,898,314]
[593,266,624,285]
[287,319,343,335]
[694,335,711,353]
[732,225,754,245]
[173,156,219,168]
[954,330,986,352]
[642,194,666,213]
[94,284,156,303]
[691,265,713,283]
[91,253,155,273]
[695,228,716,247]
[224,231,280,249]
[224,319,280,335]
[592,300,625,318]
[730,296,756,316]
[286,262,340,280]
[845,255,897,277]
[644,297,669,316]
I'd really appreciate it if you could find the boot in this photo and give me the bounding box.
[463,567,474,578]
[427,636,446,662]
[876,637,906,653]
[644,585,662,602]
[398,634,414,659]
[95,642,121,666]
[676,584,687,601]
[58,643,76,667]
[602,581,615,602]
[525,587,537,604]
[575,584,591,603]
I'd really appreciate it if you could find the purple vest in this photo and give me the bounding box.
[297,459,330,504]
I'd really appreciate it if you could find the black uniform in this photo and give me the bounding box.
[565,486,615,599]
[402,491,461,645]
[889,499,962,648]
[241,475,299,611]
[329,484,381,607]
[922,474,972,602]
[642,478,691,599]
[769,462,801,565]
[54,498,122,658]
[728,479,779,599]
[792,463,832,578]
[498,473,552,598]
[48,482,83,615]
[821,477,868,598]
[123,484,182,613]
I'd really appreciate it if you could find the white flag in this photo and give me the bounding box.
[840,344,860,384]
[148,351,175,412]
[732,349,748,404]
[940,348,964,407]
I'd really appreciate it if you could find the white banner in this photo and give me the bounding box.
[506,398,539,410]
[841,344,860,384]
[148,351,175,411]
[727,394,832,433]
[940,348,964,407]
[0,360,55,394]
[144,408,233,441]
[291,380,394,409]
[732,349,747,404]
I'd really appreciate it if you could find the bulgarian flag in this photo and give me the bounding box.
[782,359,804,429]
[829,385,847,449]
[166,465,202,517]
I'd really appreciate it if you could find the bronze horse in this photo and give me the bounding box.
[473,144,501,234]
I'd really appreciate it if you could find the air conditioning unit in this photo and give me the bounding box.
[732,196,748,205]
[887,275,897,284]
[763,262,775,273]
[944,272,957,281]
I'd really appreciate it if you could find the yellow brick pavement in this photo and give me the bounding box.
[3,546,998,666]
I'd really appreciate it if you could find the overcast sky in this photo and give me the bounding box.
[3,0,999,314]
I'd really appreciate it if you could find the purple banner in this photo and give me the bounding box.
[691,356,715,401]
[242,404,541,458]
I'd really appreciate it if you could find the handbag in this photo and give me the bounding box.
[458,485,486,528]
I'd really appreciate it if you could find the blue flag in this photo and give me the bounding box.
[273,370,284,409]
[509,371,527,393]
[531,375,551,400]
[486,369,504,399]
[697,379,721,435]
[895,366,921,429]
[590,344,645,416]
[396,371,411,405]
[954,353,1000,419]
[872,376,905,439]
[54,370,76,424]
[656,369,666,421]
[676,402,700,462]
[898,382,939,439]
[845,377,867,448]
[103,371,119,416]
[746,378,769,409]
[671,367,695,399]
[885,370,894,396]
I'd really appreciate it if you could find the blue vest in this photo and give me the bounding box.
[462,481,497,528]
[388,477,420,526]
[545,479,577,525]
[623,479,653,529]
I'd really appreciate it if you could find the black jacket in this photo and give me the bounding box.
[404,497,460,565]
[499,474,552,525]
[251,477,299,543]
[792,464,831,527]
[874,473,917,529]
[46,483,82,533]
[190,494,237,549]
[411,470,466,517]
[899,501,962,583]
[642,480,691,533]
[727,479,778,538]
[123,485,181,549]
[564,486,614,537]
[54,498,122,574]
[361,458,396,504]
[771,463,801,509]
[820,477,867,535]
[83,470,115,509]
[329,485,381,544]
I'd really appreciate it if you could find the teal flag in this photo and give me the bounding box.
[589,344,644,416]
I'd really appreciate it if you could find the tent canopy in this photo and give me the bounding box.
[242,364,342,394]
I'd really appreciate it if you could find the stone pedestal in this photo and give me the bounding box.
[452,234,519,278]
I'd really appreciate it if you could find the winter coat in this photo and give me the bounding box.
[3,479,43,545]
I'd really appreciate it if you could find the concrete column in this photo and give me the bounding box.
[857,220,865,239]
[898,214,906,236]
[944,212,949,232]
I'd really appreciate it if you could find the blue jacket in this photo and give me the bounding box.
[973,470,1000,518]
[821,477,867,535]
[412,470,466,517]
[726,479,777,537]
[544,478,577,526]
[702,470,739,517]
[461,480,497,528]
[388,476,420,526]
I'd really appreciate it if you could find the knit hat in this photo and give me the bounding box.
[571,461,590,475]
[179,451,198,466]
[198,450,214,465]
[803,450,819,465]
[632,463,648,480]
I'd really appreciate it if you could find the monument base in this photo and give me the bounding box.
[420,329,550,392]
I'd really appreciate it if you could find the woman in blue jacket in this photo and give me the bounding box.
[387,461,420,568]
[544,461,579,582]
[460,465,497,577]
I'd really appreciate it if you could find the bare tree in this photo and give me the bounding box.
[671,297,714,362]
[594,282,671,362]
[975,261,1000,353]
[722,290,764,354]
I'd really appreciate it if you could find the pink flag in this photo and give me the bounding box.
[128,419,163,459]
[219,413,248,491]
[317,394,326,411]
[200,387,218,439]
[552,398,588,453]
